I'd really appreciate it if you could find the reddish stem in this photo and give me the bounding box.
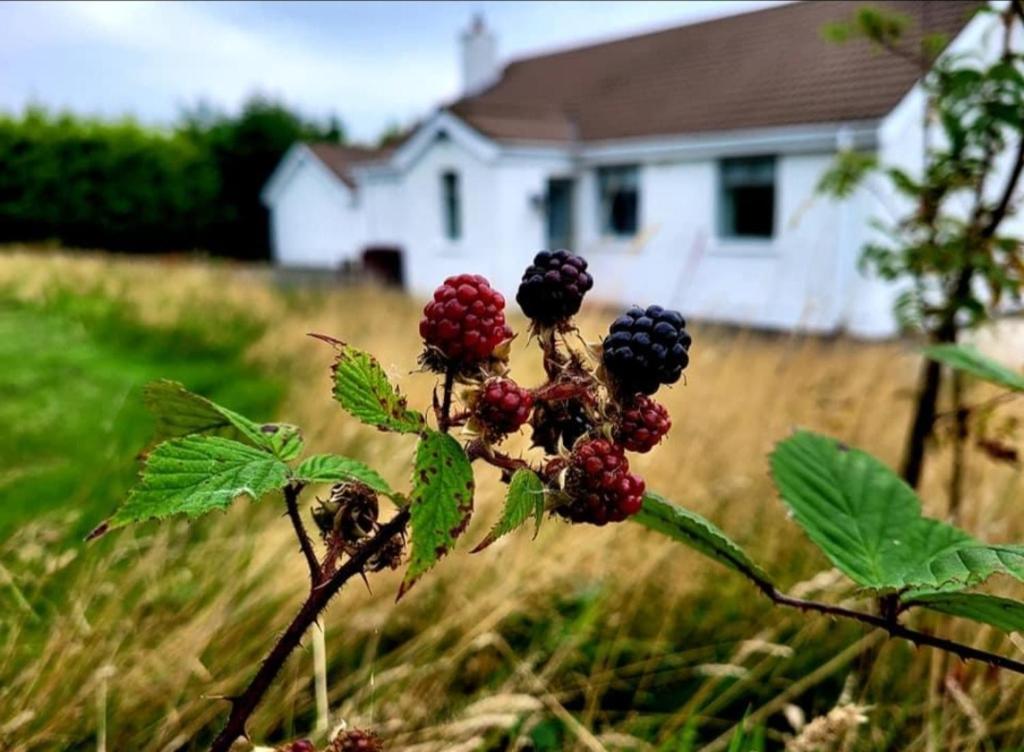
[207,510,410,752]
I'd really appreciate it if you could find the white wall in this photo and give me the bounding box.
[566,153,851,333]
[388,135,516,295]
[268,155,364,269]
[359,140,874,335]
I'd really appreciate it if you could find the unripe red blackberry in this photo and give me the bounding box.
[419,274,511,367]
[615,395,671,453]
[280,740,315,752]
[530,398,592,453]
[329,728,384,752]
[474,378,534,437]
[602,305,691,395]
[516,249,594,326]
[558,438,646,525]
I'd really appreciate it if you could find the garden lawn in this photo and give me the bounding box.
[0,287,283,541]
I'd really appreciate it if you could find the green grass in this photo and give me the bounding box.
[0,285,284,541]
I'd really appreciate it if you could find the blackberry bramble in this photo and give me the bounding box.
[602,305,691,395]
[558,438,646,526]
[516,249,594,326]
[419,274,512,369]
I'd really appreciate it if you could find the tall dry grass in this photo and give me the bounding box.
[3,248,1024,751]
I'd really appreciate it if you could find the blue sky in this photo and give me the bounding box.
[0,1,783,143]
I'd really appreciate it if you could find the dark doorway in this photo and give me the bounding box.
[546,178,575,250]
[362,247,404,286]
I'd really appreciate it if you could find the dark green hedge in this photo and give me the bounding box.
[0,98,344,260]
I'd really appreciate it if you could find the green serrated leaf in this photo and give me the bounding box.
[399,431,474,598]
[143,380,301,459]
[472,469,545,552]
[294,454,395,497]
[903,591,1024,633]
[322,338,425,434]
[923,344,1024,392]
[907,544,1024,593]
[104,436,290,532]
[632,492,772,584]
[771,431,1024,592]
[263,423,304,461]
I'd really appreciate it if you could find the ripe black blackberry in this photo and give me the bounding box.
[530,398,592,453]
[615,395,671,453]
[473,378,534,438]
[329,728,384,752]
[557,438,646,525]
[602,305,691,395]
[516,250,594,326]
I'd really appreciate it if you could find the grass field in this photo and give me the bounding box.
[3,248,1024,751]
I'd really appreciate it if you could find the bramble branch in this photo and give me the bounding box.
[722,553,1024,676]
[283,481,320,586]
[208,508,410,752]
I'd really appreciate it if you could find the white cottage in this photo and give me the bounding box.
[263,0,1010,338]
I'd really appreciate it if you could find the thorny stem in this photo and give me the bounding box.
[437,366,456,433]
[208,509,410,752]
[284,481,320,586]
[537,326,569,381]
[465,438,542,479]
[714,547,1024,676]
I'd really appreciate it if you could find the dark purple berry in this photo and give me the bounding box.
[516,249,594,325]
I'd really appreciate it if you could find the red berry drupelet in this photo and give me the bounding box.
[419,274,511,368]
[516,249,594,326]
[474,378,534,437]
[602,305,691,395]
[280,741,316,752]
[558,438,645,525]
[616,395,671,453]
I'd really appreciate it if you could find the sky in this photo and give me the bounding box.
[0,0,785,143]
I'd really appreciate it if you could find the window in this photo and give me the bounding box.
[597,165,639,237]
[441,170,461,241]
[719,156,776,239]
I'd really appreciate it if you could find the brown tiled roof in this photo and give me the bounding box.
[448,0,980,143]
[306,143,394,188]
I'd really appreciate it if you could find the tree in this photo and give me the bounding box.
[819,3,1024,514]
[183,95,348,260]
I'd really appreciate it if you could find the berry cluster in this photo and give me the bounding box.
[516,249,594,326]
[419,274,511,368]
[416,248,690,526]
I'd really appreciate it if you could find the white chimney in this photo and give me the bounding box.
[460,14,498,96]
